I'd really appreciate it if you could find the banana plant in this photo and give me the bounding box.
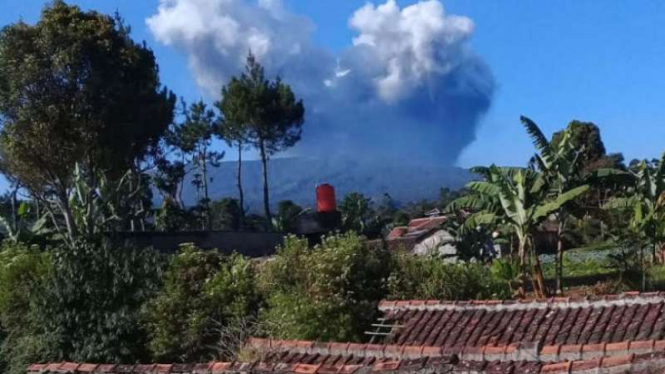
[521,116,589,294]
[448,165,588,297]
[604,153,665,264]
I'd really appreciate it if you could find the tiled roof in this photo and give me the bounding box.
[378,292,665,349]
[27,338,665,374]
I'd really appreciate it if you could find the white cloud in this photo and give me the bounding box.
[146,0,494,164]
[348,0,474,102]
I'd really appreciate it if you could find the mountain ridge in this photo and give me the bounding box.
[180,157,472,211]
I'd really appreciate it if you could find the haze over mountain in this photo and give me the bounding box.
[180,157,472,211]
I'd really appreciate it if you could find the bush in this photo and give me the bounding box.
[0,240,163,374]
[145,245,259,362]
[36,240,163,363]
[0,242,51,374]
[387,253,512,300]
[259,233,391,342]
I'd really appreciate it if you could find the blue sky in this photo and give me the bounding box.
[3,1,665,179]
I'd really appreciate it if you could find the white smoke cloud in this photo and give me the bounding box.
[147,0,494,165]
[348,0,474,102]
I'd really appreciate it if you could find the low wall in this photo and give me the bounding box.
[114,231,285,257]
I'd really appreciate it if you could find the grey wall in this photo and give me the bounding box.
[116,231,285,257]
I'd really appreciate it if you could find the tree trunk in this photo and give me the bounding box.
[532,248,547,298]
[652,226,658,264]
[555,214,565,295]
[259,139,272,231]
[517,237,527,297]
[10,184,18,233]
[237,143,245,229]
[201,148,210,231]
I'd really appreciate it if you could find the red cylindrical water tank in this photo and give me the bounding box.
[316,184,337,213]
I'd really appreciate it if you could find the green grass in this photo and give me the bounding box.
[542,256,613,279]
[569,240,617,253]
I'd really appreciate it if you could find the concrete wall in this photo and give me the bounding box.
[115,231,285,257]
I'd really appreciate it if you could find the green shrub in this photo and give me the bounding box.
[0,242,51,374]
[259,233,391,342]
[0,240,162,374]
[145,245,259,362]
[34,240,163,364]
[387,254,512,300]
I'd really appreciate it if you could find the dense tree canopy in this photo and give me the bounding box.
[0,1,175,241]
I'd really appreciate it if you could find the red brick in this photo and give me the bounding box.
[76,364,98,373]
[570,358,601,371]
[483,345,506,355]
[96,365,117,373]
[365,344,385,356]
[27,364,47,372]
[410,300,424,307]
[601,354,634,368]
[191,363,212,374]
[134,364,155,373]
[655,340,665,350]
[338,365,362,374]
[347,343,367,356]
[402,345,423,358]
[582,343,606,355]
[606,341,630,354]
[59,363,79,372]
[45,364,63,372]
[379,300,396,308]
[372,360,400,372]
[629,340,655,353]
[540,345,561,355]
[425,300,439,305]
[384,345,404,358]
[155,365,172,374]
[329,342,350,355]
[293,364,320,374]
[210,362,231,374]
[421,346,441,357]
[540,362,571,373]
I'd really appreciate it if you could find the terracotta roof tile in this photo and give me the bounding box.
[380,292,665,350]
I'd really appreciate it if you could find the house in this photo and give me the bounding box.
[29,292,665,374]
[385,216,454,255]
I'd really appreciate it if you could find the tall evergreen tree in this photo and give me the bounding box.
[217,53,304,230]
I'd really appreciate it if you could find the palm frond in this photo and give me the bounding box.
[520,116,551,155]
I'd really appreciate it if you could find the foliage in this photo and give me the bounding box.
[387,253,512,300]
[145,245,259,362]
[210,198,243,231]
[604,153,665,266]
[0,242,51,374]
[0,1,175,243]
[168,101,224,230]
[217,53,304,227]
[338,192,382,238]
[449,164,589,296]
[272,201,303,233]
[0,240,163,374]
[36,240,163,363]
[259,233,390,342]
[522,116,590,293]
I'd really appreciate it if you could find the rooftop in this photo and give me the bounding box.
[378,292,665,349]
[29,292,665,374]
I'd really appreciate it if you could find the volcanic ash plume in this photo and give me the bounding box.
[147,0,495,165]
